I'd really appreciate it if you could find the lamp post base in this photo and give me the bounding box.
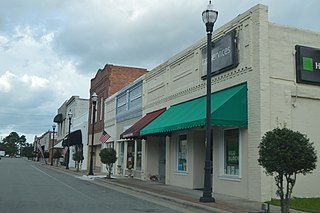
[200,194,215,203]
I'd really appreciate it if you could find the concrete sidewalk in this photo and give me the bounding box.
[42,164,307,213]
[96,177,306,213]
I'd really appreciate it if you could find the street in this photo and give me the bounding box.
[0,158,206,213]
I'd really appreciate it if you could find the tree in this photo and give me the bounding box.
[20,144,34,159]
[43,151,49,159]
[258,127,317,213]
[99,148,117,179]
[53,149,62,166]
[0,132,28,156]
[2,132,19,155]
[72,150,84,172]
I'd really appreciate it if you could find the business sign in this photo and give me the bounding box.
[296,45,320,85]
[201,30,238,78]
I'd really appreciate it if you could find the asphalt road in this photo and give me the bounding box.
[0,158,197,213]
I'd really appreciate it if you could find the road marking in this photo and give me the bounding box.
[31,165,94,200]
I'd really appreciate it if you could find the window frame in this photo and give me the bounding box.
[176,133,188,173]
[219,128,241,180]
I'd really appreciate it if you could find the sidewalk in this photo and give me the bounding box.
[43,164,307,213]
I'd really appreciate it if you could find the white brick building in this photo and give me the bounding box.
[134,4,320,202]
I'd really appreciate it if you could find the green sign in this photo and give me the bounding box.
[296,45,320,85]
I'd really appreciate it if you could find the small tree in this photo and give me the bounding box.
[43,151,49,164]
[99,148,117,179]
[44,151,49,159]
[258,127,317,213]
[53,149,62,166]
[73,150,84,172]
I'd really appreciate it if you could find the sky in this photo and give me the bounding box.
[0,0,319,144]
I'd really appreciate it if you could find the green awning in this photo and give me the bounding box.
[140,83,247,136]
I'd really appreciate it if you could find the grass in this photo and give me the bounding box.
[269,197,320,213]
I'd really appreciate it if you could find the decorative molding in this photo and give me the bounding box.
[145,66,252,109]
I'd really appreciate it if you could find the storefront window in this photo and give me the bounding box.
[177,134,187,172]
[224,129,240,176]
[136,140,142,171]
[118,142,124,167]
[127,141,134,169]
[106,142,114,148]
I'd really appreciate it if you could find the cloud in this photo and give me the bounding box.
[21,74,49,89]
[1,0,320,144]
[51,0,207,73]
[0,71,15,92]
[0,24,89,142]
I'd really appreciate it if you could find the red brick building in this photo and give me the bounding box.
[88,64,147,171]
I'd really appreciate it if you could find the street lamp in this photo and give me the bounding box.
[51,124,56,166]
[66,111,72,169]
[200,0,218,203]
[88,92,98,176]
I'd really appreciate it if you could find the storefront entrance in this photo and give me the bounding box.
[158,138,166,183]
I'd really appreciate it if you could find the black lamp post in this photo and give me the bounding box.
[51,124,56,166]
[66,111,72,169]
[200,0,218,203]
[88,92,97,176]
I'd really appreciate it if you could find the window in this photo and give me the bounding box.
[129,86,142,109]
[224,129,240,176]
[177,134,188,172]
[118,142,124,166]
[116,94,127,114]
[127,141,134,169]
[100,97,103,121]
[136,140,142,171]
[106,142,114,149]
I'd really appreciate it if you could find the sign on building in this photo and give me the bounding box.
[201,30,238,78]
[296,45,320,85]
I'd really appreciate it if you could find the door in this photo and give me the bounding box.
[158,138,166,183]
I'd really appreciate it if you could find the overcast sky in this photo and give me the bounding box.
[0,0,319,143]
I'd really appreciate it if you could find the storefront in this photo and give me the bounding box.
[141,84,247,189]
[137,4,320,202]
[120,108,166,179]
[113,77,144,177]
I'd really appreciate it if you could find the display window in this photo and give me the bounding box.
[224,128,240,176]
[177,134,188,172]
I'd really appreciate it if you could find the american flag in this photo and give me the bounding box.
[99,130,111,143]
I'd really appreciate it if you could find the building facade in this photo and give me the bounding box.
[53,96,89,167]
[88,64,147,172]
[115,76,144,178]
[131,4,320,202]
[70,111,89,171]
[34,130,54,163]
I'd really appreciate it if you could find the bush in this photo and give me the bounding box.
[99,148,117,178]
[258,127,317,213]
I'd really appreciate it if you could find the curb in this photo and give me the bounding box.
[96,178,232,213]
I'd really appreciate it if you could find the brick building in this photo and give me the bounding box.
[88,64,147,172]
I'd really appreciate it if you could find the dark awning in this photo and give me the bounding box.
[53,114,63,123]
[62,130,82,146]
[140,83,247,136]
[120,108,166,139]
